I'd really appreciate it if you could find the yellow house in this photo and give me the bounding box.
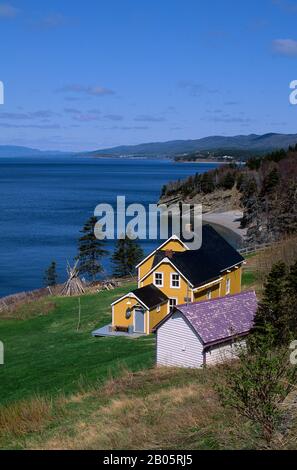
[111,225,244,335]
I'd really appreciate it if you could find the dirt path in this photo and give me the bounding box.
[203,210,247,241]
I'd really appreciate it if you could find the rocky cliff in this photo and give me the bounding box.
[159,186,242,214]
[159,148,297,245]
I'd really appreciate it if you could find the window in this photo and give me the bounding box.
[170,273,180,288]
[169,298,177,312]
[207,290,212,300]
[156,305,161,313]
[154,272,163,287]
[226,278,231,295]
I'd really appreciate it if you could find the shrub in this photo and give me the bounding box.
[217,329,297,445]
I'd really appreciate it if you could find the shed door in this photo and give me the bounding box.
[134,308,145,333]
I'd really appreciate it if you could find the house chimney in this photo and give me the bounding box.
[165,250,173,259]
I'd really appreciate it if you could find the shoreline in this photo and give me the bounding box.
[202,210,247,242]
[1,211,246,301]
[175,160,230,164]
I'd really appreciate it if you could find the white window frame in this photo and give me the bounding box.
[154,272,163,287]
[168,297,178,313]
[226,277,231,295]
[207,289,212,300]
[156,305,161,313]
[170,272,180,289]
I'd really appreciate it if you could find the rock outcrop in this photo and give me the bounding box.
[159,186,242,214]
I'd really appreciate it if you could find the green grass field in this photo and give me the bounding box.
[242,270,257,287]
[0,283,155,405]
[0,273,257,407]
[0,273,285,450]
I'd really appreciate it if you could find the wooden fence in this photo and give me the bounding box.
[0,286,54,313]
[238,242,273,256]
[0,275,137,313]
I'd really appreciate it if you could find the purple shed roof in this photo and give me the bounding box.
[174,291,257,346]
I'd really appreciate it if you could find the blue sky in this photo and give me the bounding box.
[0,0,297,151]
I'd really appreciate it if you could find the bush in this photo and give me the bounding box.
[217,329,297,445]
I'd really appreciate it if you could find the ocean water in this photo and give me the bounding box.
[0,156,235,298]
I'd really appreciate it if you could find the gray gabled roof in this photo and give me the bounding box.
[132,284,168,309]
[152,225,244,288]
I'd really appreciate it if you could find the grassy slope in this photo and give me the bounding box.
[0,268,266,450]
[242,271,257,288]
[0,283,155,405]
[1,367,256,450]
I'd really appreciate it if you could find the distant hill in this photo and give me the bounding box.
[0,146,68,158]
[87,133,297,158]
[2,133,297,159]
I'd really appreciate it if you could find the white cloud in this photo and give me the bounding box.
[104,114,123,121]
[37,14,65,29]
[56,84,115,96]
[0,3,19,18]
[273,38,297,56]
[134,114,165,122]
[0,122,60,129]
[272,0,297,13]
[64,108,81,115]
[178,80,219,96]
[0,110,59,120]
[73,113,102,122]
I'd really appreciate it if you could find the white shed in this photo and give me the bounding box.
[154,291,257,369]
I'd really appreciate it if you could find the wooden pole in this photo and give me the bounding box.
[77,297,81,331]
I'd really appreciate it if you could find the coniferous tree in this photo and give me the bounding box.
[243,175,258,198]
[201,172,215,194]
[112,234,144,278]
[261,262,287,308]
[221,172,236,190]
[283,260,297,337]
[236,173,245,191]
[262,168,280,195]
[76,216,108,281]
[44,261,58,287]
[126,236,144,274]
[253,262,287,338]
[287,260,297,292]
[252,261,296,345]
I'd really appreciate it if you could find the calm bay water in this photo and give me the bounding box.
[0,155,231,298]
